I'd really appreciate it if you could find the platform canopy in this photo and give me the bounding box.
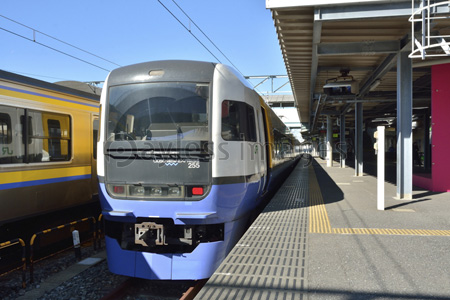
[266,0,450,133]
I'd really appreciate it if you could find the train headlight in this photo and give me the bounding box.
[129,186,145,196]
[168,187,181,196]
[150,187,162,196]
[107,184,187,199]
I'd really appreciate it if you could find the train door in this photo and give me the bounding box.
[260,106,271,194]
[255,107,267,196]
[91,116,99,196]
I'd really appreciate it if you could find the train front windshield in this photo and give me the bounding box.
[107,82,209,143]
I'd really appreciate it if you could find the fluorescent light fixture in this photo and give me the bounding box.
[369,79,381,91]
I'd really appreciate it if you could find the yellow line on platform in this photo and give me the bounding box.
[308,166,450,237]
[309,166,332,234]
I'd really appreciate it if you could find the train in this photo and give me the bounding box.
[97,60,300,280]
[0,70,100,237]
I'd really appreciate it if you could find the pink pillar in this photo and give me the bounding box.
[431,64,450,192]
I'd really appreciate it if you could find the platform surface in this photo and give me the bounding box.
[196,157,450,299]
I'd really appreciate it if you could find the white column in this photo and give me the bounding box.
[377,126,385,210]
[327,115,333,167]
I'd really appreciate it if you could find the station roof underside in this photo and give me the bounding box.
[266,0,450,133]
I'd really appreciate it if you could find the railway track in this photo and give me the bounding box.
[101,277,208,300]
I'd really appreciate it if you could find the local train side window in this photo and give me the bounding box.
[0,105,71,164]
[221,100,257,142]
[0,113,12,144]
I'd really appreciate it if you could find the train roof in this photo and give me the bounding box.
[0,69,100,101]
[107,60,218,86]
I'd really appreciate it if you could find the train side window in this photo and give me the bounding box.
[47,119,62,159]
[0,113,12,144]
[221,100,257,142]
[0,106,25,164]
[45,115,70,162]
[26,111,71,163]
[20,115,33,145]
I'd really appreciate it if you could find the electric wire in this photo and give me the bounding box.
[170,0,245,77]
[157,0,222,63]
[2,69,71,81]
[0,14,121,68]
[159,0,262,92]
[1,7,266,93]
[0,26,111,72]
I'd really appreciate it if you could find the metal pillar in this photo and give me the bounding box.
[355,103,363,176]
[340,114,346,168]
[327,115,333,167]
[396,51,413,200]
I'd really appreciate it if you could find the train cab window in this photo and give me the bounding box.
[221,100,257,142]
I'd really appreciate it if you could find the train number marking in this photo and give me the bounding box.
[188,161,200,169]
[153,159,200,168]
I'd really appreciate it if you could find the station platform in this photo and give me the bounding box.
[195,157,450,299]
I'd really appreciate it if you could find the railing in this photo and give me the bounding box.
[409,0,450,59]
[29,217,97,283]
[0,238,26,288]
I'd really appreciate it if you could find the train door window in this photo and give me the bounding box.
[221,100,257,142]
[93,118,99,159]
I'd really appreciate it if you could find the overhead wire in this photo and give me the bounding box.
[0,26,111,72]
[2,69,71,81]
[156,0,222,64]
[0,14,121,68]
[158,0,262,92]
[169,0,245,77]
[1,7,266,93]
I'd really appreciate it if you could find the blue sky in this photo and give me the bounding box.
[0,0,290,92]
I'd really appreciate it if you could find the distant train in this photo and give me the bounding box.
[0,70,100,234]
[97,60,299,280]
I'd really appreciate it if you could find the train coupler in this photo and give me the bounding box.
[135,222,166,247]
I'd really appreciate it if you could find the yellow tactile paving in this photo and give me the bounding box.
[308,166,332,234]
[308,165,450,237]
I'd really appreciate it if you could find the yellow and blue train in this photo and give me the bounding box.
[0,70,100,235]
[98,60,300,280]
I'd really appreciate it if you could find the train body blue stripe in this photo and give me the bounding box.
[0,174,91,190]
[0,84,99,108]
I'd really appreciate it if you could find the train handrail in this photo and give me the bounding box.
[29,217,97,283]
[0,238,26,288]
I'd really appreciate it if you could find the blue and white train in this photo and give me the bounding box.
[97,60,299,280]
